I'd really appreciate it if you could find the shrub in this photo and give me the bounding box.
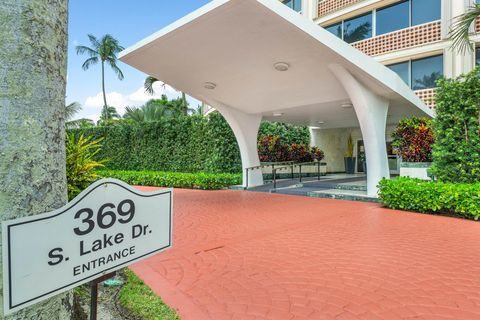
[69,112,309,174]
[289,144,313,163]
[378,177,480,220]
[311,147,325,161]
[257,135,324,163]
[391,117,434,162]
[66,133,106,200]
[430,68,480,183]
[99,170,241,190]
[257,135,288,162]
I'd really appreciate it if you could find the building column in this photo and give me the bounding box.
[329,64,390,196]
[214,104,264,188]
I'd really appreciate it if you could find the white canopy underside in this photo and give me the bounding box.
[120,0,433,129]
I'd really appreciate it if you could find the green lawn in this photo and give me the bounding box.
[119,269,180,320]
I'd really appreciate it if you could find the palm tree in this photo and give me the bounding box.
[65,102,84,129]
[76,34,124,119]
[98,106,120,126]
[450,4,480,53]
[1,0,73,317]
[124,98,176,123]
[77,118,95,128]
[144,76,190,115]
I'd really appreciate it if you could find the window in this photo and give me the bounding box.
[476,48,480,65]
[388,61,410,87]
[323,0,441,43]
[376,1,410,35]
[325,22,342,39]
[282,0,302,12]
[343,13,372,43]
[387,55,443,90]
[411,55,443,90]
[411,0,441,26]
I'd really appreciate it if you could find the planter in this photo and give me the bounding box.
[344,157,356,174]
[400,162,432,180]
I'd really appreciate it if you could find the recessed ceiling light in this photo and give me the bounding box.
[204,82,216,90]
[274,62,290,72]
[318,121,325,124]
[273,113,284,117]
[341,103,353,108]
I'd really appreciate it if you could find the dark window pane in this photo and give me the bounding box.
[388,61,410,87]
[325,23,342,39]
[343,13,372,43]
[476,48,480,66]
[282,0,293,9]
[376,1,410,35]
[293,0,302,12]
[412,55,443,90]
[412,0,441,26]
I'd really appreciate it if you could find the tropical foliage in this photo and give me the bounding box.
[450,3,480,53]
[257,135,324,163]
[98,106,121,126]
[76,34,124,119]
[66,133,106,199]
[430,68,480,183]
[378,177,480,220]
[144,76,191,115]
[391,117,434,162]
[124,95,198,123]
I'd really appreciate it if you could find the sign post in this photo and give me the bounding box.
[2,179,173,316]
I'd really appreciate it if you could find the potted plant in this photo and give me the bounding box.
[344,134,356,174]
[392,117,434,180]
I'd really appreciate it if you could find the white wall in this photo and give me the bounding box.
[310,125,395,173]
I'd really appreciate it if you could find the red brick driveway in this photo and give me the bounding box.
[132,188,480,320]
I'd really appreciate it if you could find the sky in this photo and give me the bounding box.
[66,0,211,122]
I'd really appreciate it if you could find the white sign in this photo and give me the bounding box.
[2,179,173,315]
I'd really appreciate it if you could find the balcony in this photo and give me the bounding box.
[318,0,363,18]
[352,21,441,57]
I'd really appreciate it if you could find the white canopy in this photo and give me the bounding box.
[120,0,434,195]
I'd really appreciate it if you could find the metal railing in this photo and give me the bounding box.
[245,161,326,189]
[245,161,294,188]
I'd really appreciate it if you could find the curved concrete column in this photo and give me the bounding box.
[329,64,390,196]
[214,104,264,188]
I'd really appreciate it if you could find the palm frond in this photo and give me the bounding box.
[144,76,161,95]
[87,34,101,50]
[450,4,480,53]
[107,59,124,80]
[75,45,98,57]
[65,102,82,121]
[81,56,99,70]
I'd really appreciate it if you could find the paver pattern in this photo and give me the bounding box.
[132,188,480,320]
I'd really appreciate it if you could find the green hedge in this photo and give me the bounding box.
[378,177,480,220]
[69,112,309,174]
[99,170,241,190]
[431,69,480,183]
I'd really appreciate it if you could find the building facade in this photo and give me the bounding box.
[283,0,478,173]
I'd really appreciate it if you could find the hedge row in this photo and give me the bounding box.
[69,112,309,174]
[378,177,480,220]
[99,170,241,190]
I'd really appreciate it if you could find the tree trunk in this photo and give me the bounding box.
[101,61,108,120]
[182,92,187,115]
[0,0,73,319]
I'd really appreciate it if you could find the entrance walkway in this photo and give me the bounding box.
[246,174,377,202]
[132,187,480,320]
